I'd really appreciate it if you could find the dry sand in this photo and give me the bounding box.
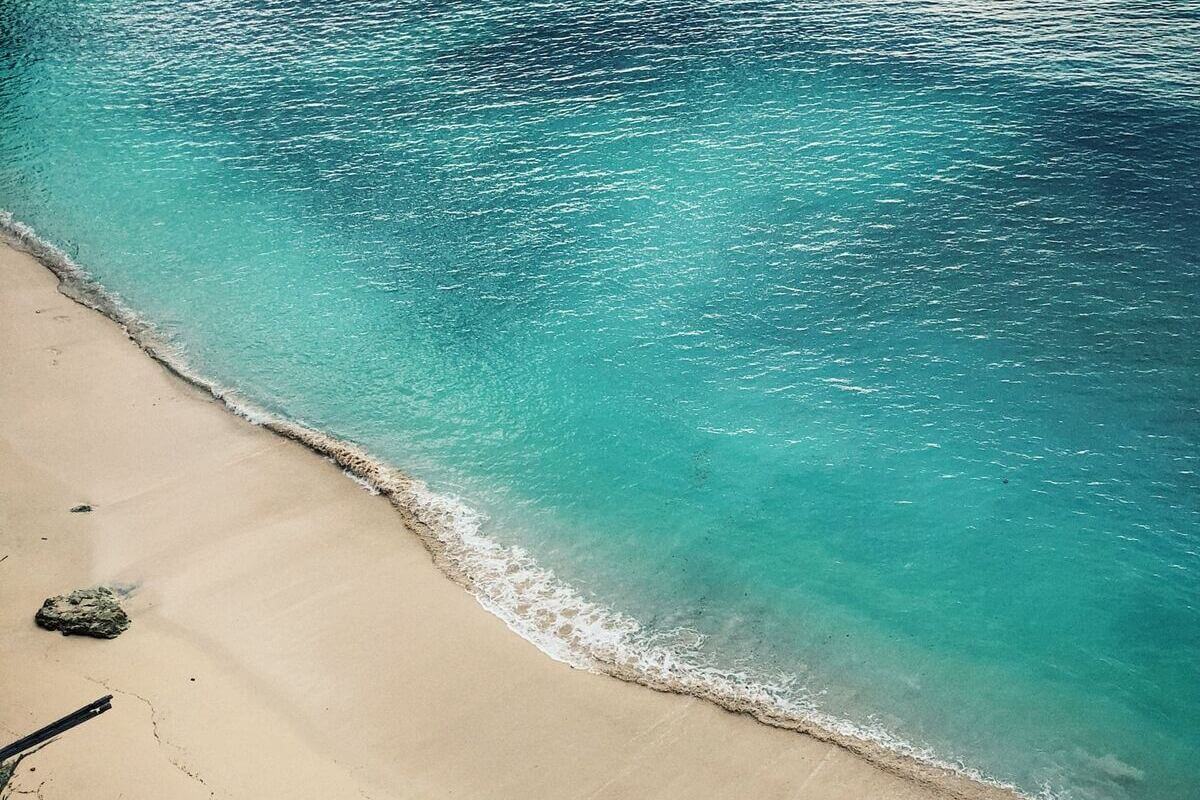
[0,241,1013,799]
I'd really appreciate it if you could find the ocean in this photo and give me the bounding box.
[2,1,1197,797]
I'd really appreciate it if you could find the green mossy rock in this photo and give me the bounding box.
[35,587,129,639]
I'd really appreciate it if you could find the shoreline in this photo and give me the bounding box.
[0,223,1019,799]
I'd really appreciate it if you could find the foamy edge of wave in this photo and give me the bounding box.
[1,211,1034,800]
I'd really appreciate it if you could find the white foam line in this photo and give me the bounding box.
[0,211,1037,800]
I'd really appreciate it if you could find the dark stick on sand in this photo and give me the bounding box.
[0,695,113,763]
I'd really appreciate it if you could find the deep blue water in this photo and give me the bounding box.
[2,1,1198,797]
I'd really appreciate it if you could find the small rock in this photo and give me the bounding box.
[35,587,130,639]
[69,504,93,513]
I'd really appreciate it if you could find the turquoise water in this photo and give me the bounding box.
[2,0,1198,796]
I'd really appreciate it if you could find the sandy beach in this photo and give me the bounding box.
[0,240,1013,799]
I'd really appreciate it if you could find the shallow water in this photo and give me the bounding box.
[2,1,1198,796]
